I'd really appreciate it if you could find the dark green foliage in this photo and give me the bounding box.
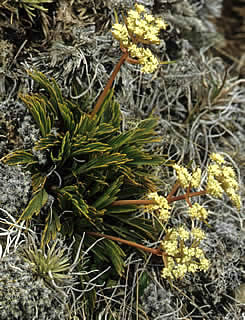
[1,71,166,289]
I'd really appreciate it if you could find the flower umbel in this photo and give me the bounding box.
[188,203,208,221]
[147,192,171,222]
[206,153,241,210]
[111,3,167,73]
[161,227,209,280]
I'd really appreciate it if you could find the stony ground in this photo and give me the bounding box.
[0,1,244,319]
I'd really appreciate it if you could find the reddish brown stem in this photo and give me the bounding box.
[166,182,180,202]
[111,199,156,206]
[168,190,207,203]
[111,189,207,207]
[87,231,165,257]
[184,186,192,207]
[90,52,129,119]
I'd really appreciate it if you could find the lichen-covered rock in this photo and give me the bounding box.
[141,283,177,319]
[0,253,67,320]
[0,163,31,218]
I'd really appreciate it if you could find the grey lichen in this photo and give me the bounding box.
[0,163,31,218]
[141,283,177,319]
[0,253,68,320]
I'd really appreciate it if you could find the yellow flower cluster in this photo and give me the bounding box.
[161,227,209,280]
[173,164,202,189]
[111,3,167,73]
[147,192,171,222]
[206,153,241,210]
[127,4,167,44]
[188,203,208,221]
[128,45,159,73]
[112,23,129,47]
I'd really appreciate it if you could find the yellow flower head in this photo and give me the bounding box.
[173,164,191,188]
[146,192,171,222]
[191,227,206,241]
[188,203,208,220]
[161,227,210,279]
[190,167,202,188]
[210,153,225,164]
[206,153,241,210]
[111,3,167,73]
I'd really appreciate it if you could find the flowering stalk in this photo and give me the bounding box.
[90,3,167,118]
[111,188,207,206]
[87,231,165,257]
[90,52,129,118]
[168,190,207,204]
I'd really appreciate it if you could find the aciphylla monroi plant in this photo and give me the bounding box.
[1,1,241,306]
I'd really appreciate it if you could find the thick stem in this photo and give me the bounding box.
[111,189,207,206]
[87,231,165,257]
[166,182,180,202]
[111,199,156,206]
[168,190,207,203]
[90,52,129,119]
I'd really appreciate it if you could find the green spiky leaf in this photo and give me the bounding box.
[20,94,52,137]
[18,188,48,222]
[41,208,61,248]
[1,150,38,166]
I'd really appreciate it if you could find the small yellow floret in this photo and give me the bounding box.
[147,192,171,221]
[144,13,155,23]
[188,203,208,220]
[135,3,145,13]
[191,227,206,240]
[206,175,223,198]
[188,263,199,273]
[112,4,167,73]
[111,23,129,46]
[155,17,168,29]
[206,155,241,209]
[208,164,222,177]
[226,189,241,210]
[161,228,210,279]
[177,226,189,240]
[200,257,210,271]
[173,164,191,188]
[172,264,187,279]
[191,168,202,188]
[210,153,225,164]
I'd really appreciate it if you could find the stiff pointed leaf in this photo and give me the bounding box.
[58,188,92,222]
[32,172,47,192]
[57,102,75,132]
[34,133,61,151]
[51,131,71,165]
[106,205,138,214]
[96,123,118,137]
[107,131,134,150]
[118,165,141,186]
[74,153,131,175]
[1,150,38,166]
[96,89,121,129]
[20,94,52,137]
[41,209,61,247]
[93,176,124,209]
[74,114,96,136]
[129,155,165,166]
[72,142,112,157]
[129,118,160,145]
[103,239,125,276]
[121,145,164,166]
[27,71,63,115]
[88,236,125,276]
[106,213,155,240]
[18,189,48,222]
